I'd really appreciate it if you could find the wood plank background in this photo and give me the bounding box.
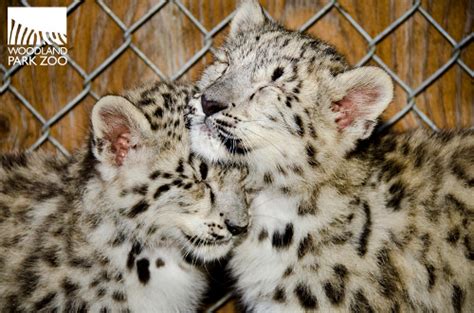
[0,0,472,311]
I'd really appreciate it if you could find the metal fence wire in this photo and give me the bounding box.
[0,0,473,156]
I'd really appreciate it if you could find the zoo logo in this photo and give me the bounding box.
[7,7,67,46]
[7,7,68,66]
[8,19,67,46]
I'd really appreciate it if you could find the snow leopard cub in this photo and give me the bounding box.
[0,82,248,312]
[188,1,473,312]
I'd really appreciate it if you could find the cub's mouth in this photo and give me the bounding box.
[211,119,248,155]
[180,231,234,262]
[183,232,232,246]
[193,118,215,138]
[190,117,250,159]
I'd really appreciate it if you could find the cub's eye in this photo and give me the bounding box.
[214,62,229,75]
[249,85,281,101]
[214,50,229,65]
[259,85,282,94]
[207,50,229,82]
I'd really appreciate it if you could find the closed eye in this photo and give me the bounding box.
[213,61,229,79]
[212,49,230,64]
[249,85,282,101]
[216,61,229,70]
[259,85,283,94]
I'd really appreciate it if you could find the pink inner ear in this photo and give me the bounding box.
[332,97,355,130]
[332,87,380,131]
[101,111,132,166]
[113,133,131,166]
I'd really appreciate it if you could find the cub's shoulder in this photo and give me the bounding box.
[0,151,73,209]
[352,128,473,162]
[0,151,70,180]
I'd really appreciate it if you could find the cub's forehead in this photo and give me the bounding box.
[224,28,299,60]
[223,25,347,76]
[118,82,195,141]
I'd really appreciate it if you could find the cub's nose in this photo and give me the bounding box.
[224,219,248,236]
[201,95,228,116]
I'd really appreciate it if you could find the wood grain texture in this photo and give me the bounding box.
[0,1,472,309]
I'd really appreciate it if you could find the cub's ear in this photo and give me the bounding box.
[331,67,393,141]
[91,95,152,166]
[230,0,266,38]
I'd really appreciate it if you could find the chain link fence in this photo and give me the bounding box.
[0,0,472,157]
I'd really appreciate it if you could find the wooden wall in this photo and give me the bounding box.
[0,0,472,311]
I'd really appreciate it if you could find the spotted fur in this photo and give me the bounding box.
[0,82,248,312]
[189,1,474,312]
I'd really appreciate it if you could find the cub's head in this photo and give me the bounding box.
[189,0,393,182]
[86,83,248,262]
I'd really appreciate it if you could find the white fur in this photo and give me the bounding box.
[126,246,207,313]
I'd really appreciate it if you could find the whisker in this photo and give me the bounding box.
[237,127,288,159]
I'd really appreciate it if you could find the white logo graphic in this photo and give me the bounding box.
[7,7,67,46]
[7,7,68,66]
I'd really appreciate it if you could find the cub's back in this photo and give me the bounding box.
[0,152,75,248]
[347,129,474,311]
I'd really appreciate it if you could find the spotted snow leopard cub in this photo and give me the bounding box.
[188,1,473,312]
[0,82,248,312]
